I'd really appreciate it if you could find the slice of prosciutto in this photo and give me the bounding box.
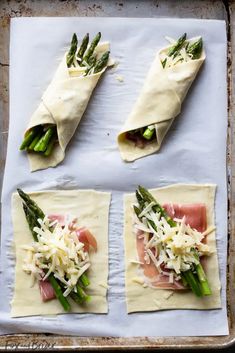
[76,227,97,252]
[136,203,207,290]
[47,214,65,226]
[163,203,207,233]
[39,279,56,302]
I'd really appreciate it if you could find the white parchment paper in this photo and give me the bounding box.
[0,17,228,336]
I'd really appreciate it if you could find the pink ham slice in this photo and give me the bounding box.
[76,227,97,252]
[136,203,207,289]
[39,279,56,302]
[48,214,65,226]
[163,203,207,233]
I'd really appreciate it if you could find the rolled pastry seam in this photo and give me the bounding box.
[118,38,206,162]
[26,42,111,172]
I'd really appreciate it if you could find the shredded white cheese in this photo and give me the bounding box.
[22,215,91,297]
[132,277,145,286]
[133,200,213,279]
[115,75,124,82]
[99,282,110,289]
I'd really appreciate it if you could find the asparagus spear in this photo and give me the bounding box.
[194,252,211,295]
[187,37,203,59]
[34,126,55,153]
[93,51,110,74]
[67,33,78,68]
[22,203,39,242]
[84,55,97,76]
[83,32,101,64]
[77,33,89,62]
[28,133,42,151]
[80,273,90,287]
[161,58,167,68]
[137,186,176,227]
[76,284,90,302]
[142,127,155,140]
[20,127,40,150]
[44,134,57,157]
[48,274,71,311]
[17,188,45,220]
[167,33,187,57]
[181,271,202,297]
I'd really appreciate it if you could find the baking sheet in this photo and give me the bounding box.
[0,17,228,336]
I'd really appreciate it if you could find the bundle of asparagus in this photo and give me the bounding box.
[66,32,110,74]
[118,33,205,161]
[20,32,111,171]
[134,186,212,297]
[17,188,92,311]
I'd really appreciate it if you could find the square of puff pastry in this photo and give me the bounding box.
[11,189,111,317]
[123,184,221,313]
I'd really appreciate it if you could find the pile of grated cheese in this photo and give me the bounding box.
[134,202,214,282]
[22,215,90,297]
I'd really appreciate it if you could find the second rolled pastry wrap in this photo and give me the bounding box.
[118,38,205,162]
[26,42,111,171]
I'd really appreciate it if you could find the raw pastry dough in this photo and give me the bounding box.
[26,42,111,172]
[124,184,221,313]
[11,189,111,317]
[118,39,205,161]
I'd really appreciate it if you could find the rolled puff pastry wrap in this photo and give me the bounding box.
[118,41,206,161]
[124,184,221,313]
[26,42,111,171]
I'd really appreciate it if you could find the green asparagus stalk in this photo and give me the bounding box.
[187,37,203,59]
[84,55,97,76]
[161,58,167,68]
[76,284,90,302]
[70,291,90,305]
[44,134,57,157]
[22,203,39,241]
[93,51,110,74]
[196,263,212,295]
[34,126,55,153]
[83,32,101,64]
[194,252,211,295]
[20,127,40,150]
[77,33,89,62]
[142,127,155,140]
[80,273,90,287]
[181,271,202,297]
[167,33,187,57]
[181,274,188,288]
[48,274,71,311]
[67,33,78,68]
[28,133,42,151]
[17,188,45,221]
[137,186,176,227]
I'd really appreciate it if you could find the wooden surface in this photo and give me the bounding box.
[0,0,234,350]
